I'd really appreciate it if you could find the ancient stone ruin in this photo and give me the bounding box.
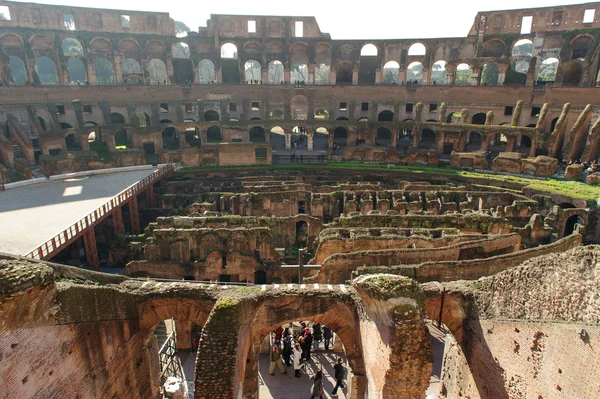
[1,1,600,398]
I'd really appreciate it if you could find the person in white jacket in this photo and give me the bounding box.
[293,343,302,378]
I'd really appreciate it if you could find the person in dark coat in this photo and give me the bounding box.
[282,332,293,366]
[312,323,322,351]
[323,326,332,350]
[302,327,313,362]
[310,370,324,399]
[332,358,346,396]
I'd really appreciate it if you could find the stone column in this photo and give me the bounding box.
[146,184,155,207]
[308,62,315,85]
[113,56,123,84]
[398,69,407,85]
[446,65,456,85]
[352,67,359,85]
[422,68,430,85]
[375,67,382,84]
[216,65,222,83]
[129,195,140,234]
[307,130,314,151]
[105,133,116,152]
[83,227,100,271]
[176,320,193,350]
[284,132,292,151]
[329,68,336,84]
[261,68,268,83]
[471,68,480,86]
[113,206,125,235]
[284,68,291,83]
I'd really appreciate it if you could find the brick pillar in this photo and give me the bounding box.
[113,206,125,235]
[83,228,100,271]
[129,195,140,234]
[147,184,155,208]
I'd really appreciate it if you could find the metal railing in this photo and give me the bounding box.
[133,277,256,286]
[159,331,185,385]
[23,163,175,260]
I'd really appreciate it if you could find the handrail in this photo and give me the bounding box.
[133,277,256,286]
[23,163,175,260]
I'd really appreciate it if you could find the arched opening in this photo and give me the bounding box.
[518,134,532,154]
[244,60,261,82]
[315,63,330,84]
[333,127,348,150]
[408,43,426,56]
[65,133,81,151]
[511,39,533,57]
[562,62,583,86]
[336,64,353,84]
[114,130,129,148]
[383,61,399,84]
[291,95,308,120]
[538,58,558,82]
[268,60,284,84]
[378,110,394,122]
[465,131,482,151]
[481,63,499,86]
[314,127,329,152]
[61,38,83,56]
[147,59,167,85]
[122,58,142,75]
[571,36,593,60]
[431,61,447,85]
[313,109,329,121]
[376,128,392,146]
[419,129,436,149]
[110,112,125,124]
[250,126,266,143]
[253,270,267,285]
[407,62,423,83]
[172,42,190,58]
[295,220,308,245]
[66,58,86,83]
[137,112,151,127]
[358,44,377,84]
[550,117,559,132]
[204,110,220,122]
[564,215,583,236]
[198,59,216,84]
[558,202,576,209]
[357,117,368,123]
[162,126,178,150]
[221,43,240,83]
[505,60,528,85]
[9,56,27,85]
[206,126,222,143]
[291,62,308,83]
[489,133,508,154]
[94,58,115,85]
[38,117,47,131]
[269,126,286,151]
[455,63,473,85]
[270,109,285,120]
[336,117,349,121]
[471,113,486,125]
[35,56,57,85]
[482,40,505,57]
[184,127,201,148]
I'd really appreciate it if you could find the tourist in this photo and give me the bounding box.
[293,343,302,377]
[310,370,325,399]
[313,323,322,351]
[268,343,287,376]
[273,326,284,344]
[282,332,293,366]
[331,358,346,396]
[323,326,332,350]
[302,327,313,361]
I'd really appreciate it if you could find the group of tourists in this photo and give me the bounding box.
[268,322,346,397]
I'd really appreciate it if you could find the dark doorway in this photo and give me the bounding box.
[254,270,267,284]
[564,215,582,236]
[143,142,156,154]
[219,274,231,283]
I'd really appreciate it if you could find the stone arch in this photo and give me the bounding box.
[378,110,394,121]
[267,42,285,54]
[204,110,220,122]
[89,37,112,55]
[563,214,584,237]
[198,59,216,84]
[290,95,308,120]
[466,131,483,151]
[145,40,165,55]
[289,42,309,64]
[220,43,240,83]
[455,63,473,85]
[431,60,447,84]
[511,39,533,57]
[314,127,329,151]
[314,42,332,64]
[61,37,83,56]
[336,63,353,84]
[482,39,505,57]
[94,57,115,85]
[383,61,399,84]
[333,127,348,147]
[571,35,593,60]
[242,41,262,56]
[195,42,214,55]
[118,38,140,56]
[360,43,378,56]
[268,60,284,84]
[407,61,423,83]
[376,127,392,146]
[66,57,86,83]
[35,56,57,85]
[481,63,499,86]
[249,126,266,143]
[538,58,558,82]
[147,58,167,84]
[110,112,126,124]
[419,129,436,148]
[244,59,261,82]
[122,58,142,75]
[0,33,24,52]
[315,62,330,84]
[269,126,286,150]
[518,134,532,154]
[65,133,81,150]
[220,42,238,59]
[408,42,426,56]
[561,61,583,86]
[9,55,27,85]
[206,126,222,142]
[291,61,308,83]
[471,113,486,125]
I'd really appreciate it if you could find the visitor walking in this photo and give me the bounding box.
[313,323,322,351]
[331,358,346,396]
[282,332,293,366]
[293,343,302,377]
[302,327,313,362]
[323,326,332,350]
[268,344,287,376]
[273,326,284,344]
[310,370,325,399]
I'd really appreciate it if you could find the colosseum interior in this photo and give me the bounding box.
[0,1,600,398]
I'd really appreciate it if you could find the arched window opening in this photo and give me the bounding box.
[431,61,446,85]
[137,112,151,127]
[220,43,238,59]
[268,60,284,84]
[419,129,436,149]
[376,128,392,146]
[206,126,222,143]
[465,131,482,151]
[122,58,142,75]
[511,39,533,57]
[291,62,308,83]
[407,62,423,83]
[172,42,190,58]
[455,63,473,85]
[198,59,216,84]
[269,126,286,151]
[94,58,115,85]
[562,62,583,86]
[204,110,220,122]
[519,135,532,154]
[314,127,329,152]
[383,61,399,84]
[564,215,583,236]
[67,58,86,83]
[336,64,353,84]
[378,110,394,122]
[244,60,261,82]
[147,59,168,85]
[333,127,348,148]
[538,58,558,82]
[35,56,57,85]
[114,129,129,148]
[62,38,83,56]
[220,43,240,83]
[9,56,27,85]
[408,43,426,56]
[360,44,378,56]
[571,36,593,60]
[315,63,330,85]
[471,113,486,125]
[110,112,125,124]
[162,127,178,150]
[250,126,266,143]
[270,109,285,120]
[65,133,81,151]
[481,63,499,86]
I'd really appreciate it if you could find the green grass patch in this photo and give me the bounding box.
[178,162,600,203]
